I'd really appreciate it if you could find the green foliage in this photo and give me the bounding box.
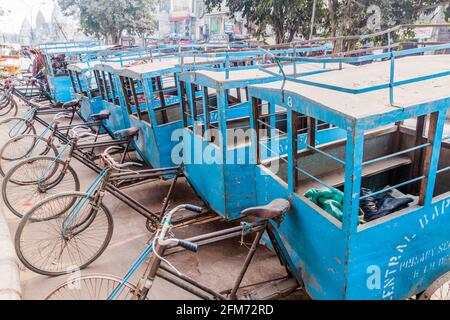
[205,0,327,43]
[327,0,448,36]
[57,0,156,44]
[206,0,449,44]
[325,0,449,50]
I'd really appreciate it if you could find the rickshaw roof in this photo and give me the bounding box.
[94,61,129,73]
[41,45,113,55]
[68,61,100,73]
[67,53,151,73]
[250,55,450,128]
[116,60,173,79]
[117,56,222,79]
[182,61,353,88]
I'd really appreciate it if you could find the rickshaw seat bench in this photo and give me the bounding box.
[90,110,111,121]
[62,100,80,109]
[114,127,139,139]
[241,199,291,219]
[299,155,412,194]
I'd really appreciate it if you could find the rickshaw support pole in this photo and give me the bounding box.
[229,227,266,299]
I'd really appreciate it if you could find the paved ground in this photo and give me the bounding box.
[0,102,302,300]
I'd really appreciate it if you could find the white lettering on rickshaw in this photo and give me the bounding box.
[380,199,450,299]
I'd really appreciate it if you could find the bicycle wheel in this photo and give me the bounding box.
[2,156,80,218]
[15,192,114,276]
[0,97,13,117]
[0,96,18,117]
[45,275,142,300]
[0,135,58,177]
[0,117,36,139]
[420,272,450,300]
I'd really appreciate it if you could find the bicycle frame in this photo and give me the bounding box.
[59,159,184,237]
[108,217,294,300]
[25,119,59,157]
[7,107,36,137]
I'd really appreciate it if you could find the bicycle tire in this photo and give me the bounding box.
[2,156,80,218]
[0,134,58,177]
[15,192,114,276]
[0,117,36,138]
[0,96,14,117]
[45,274,143,300]
[419,271,450,300]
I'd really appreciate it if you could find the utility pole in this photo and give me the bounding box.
[52,16,68,41]
[309,0,317,40]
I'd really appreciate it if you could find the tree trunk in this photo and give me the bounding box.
[287,30,296,43]
[275,31,285,44]
[327,0,339,52]
[327,0,338,38]
[111,33,118,45]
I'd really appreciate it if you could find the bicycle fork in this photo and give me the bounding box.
[132,242,167,300]
[61,169,111,238]
[38,138,78,193]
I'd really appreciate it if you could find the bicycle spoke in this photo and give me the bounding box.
[4,158,78,218]
[17,193,113,275]
[46,276,139,300]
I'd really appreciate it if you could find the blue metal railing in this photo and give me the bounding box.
[295,165,344,196]
[359,176,426,200]
[179,44,333,81]
[362,143,431,166]
[270,42,450,106]
[437,135,450,175]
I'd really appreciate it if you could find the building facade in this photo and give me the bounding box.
[156,0,248,42]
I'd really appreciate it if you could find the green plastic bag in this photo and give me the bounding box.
[304,189,344,222]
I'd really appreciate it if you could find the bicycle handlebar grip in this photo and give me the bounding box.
[185,205,203,213]
[178,240,198,253]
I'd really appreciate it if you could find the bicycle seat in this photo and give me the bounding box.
[241,199,290,220]
[62,100,80,109]
[114,127,139,139]
[90,110,111,121]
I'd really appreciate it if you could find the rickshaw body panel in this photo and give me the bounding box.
[254,166,348,300]
[129,115,161,168]
[49,76,75,102]
[78,94,103,122]
[182,100,256,219]
[183,125,346,219]
[103,100,127,133]
[247,49,450,300]
[183,130,227,216]
[346,195,450,300]
[180,66,349,220]
[154,121,183,168]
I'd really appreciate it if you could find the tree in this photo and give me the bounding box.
[57,0,157,44]
[204,0,327,44]
[323,0,449,51]
[326,0,450,40]
[206,0,449,45]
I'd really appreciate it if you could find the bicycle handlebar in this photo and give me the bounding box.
[157,204,204,251]
[185,204,203,213]
[177,240,198,253]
